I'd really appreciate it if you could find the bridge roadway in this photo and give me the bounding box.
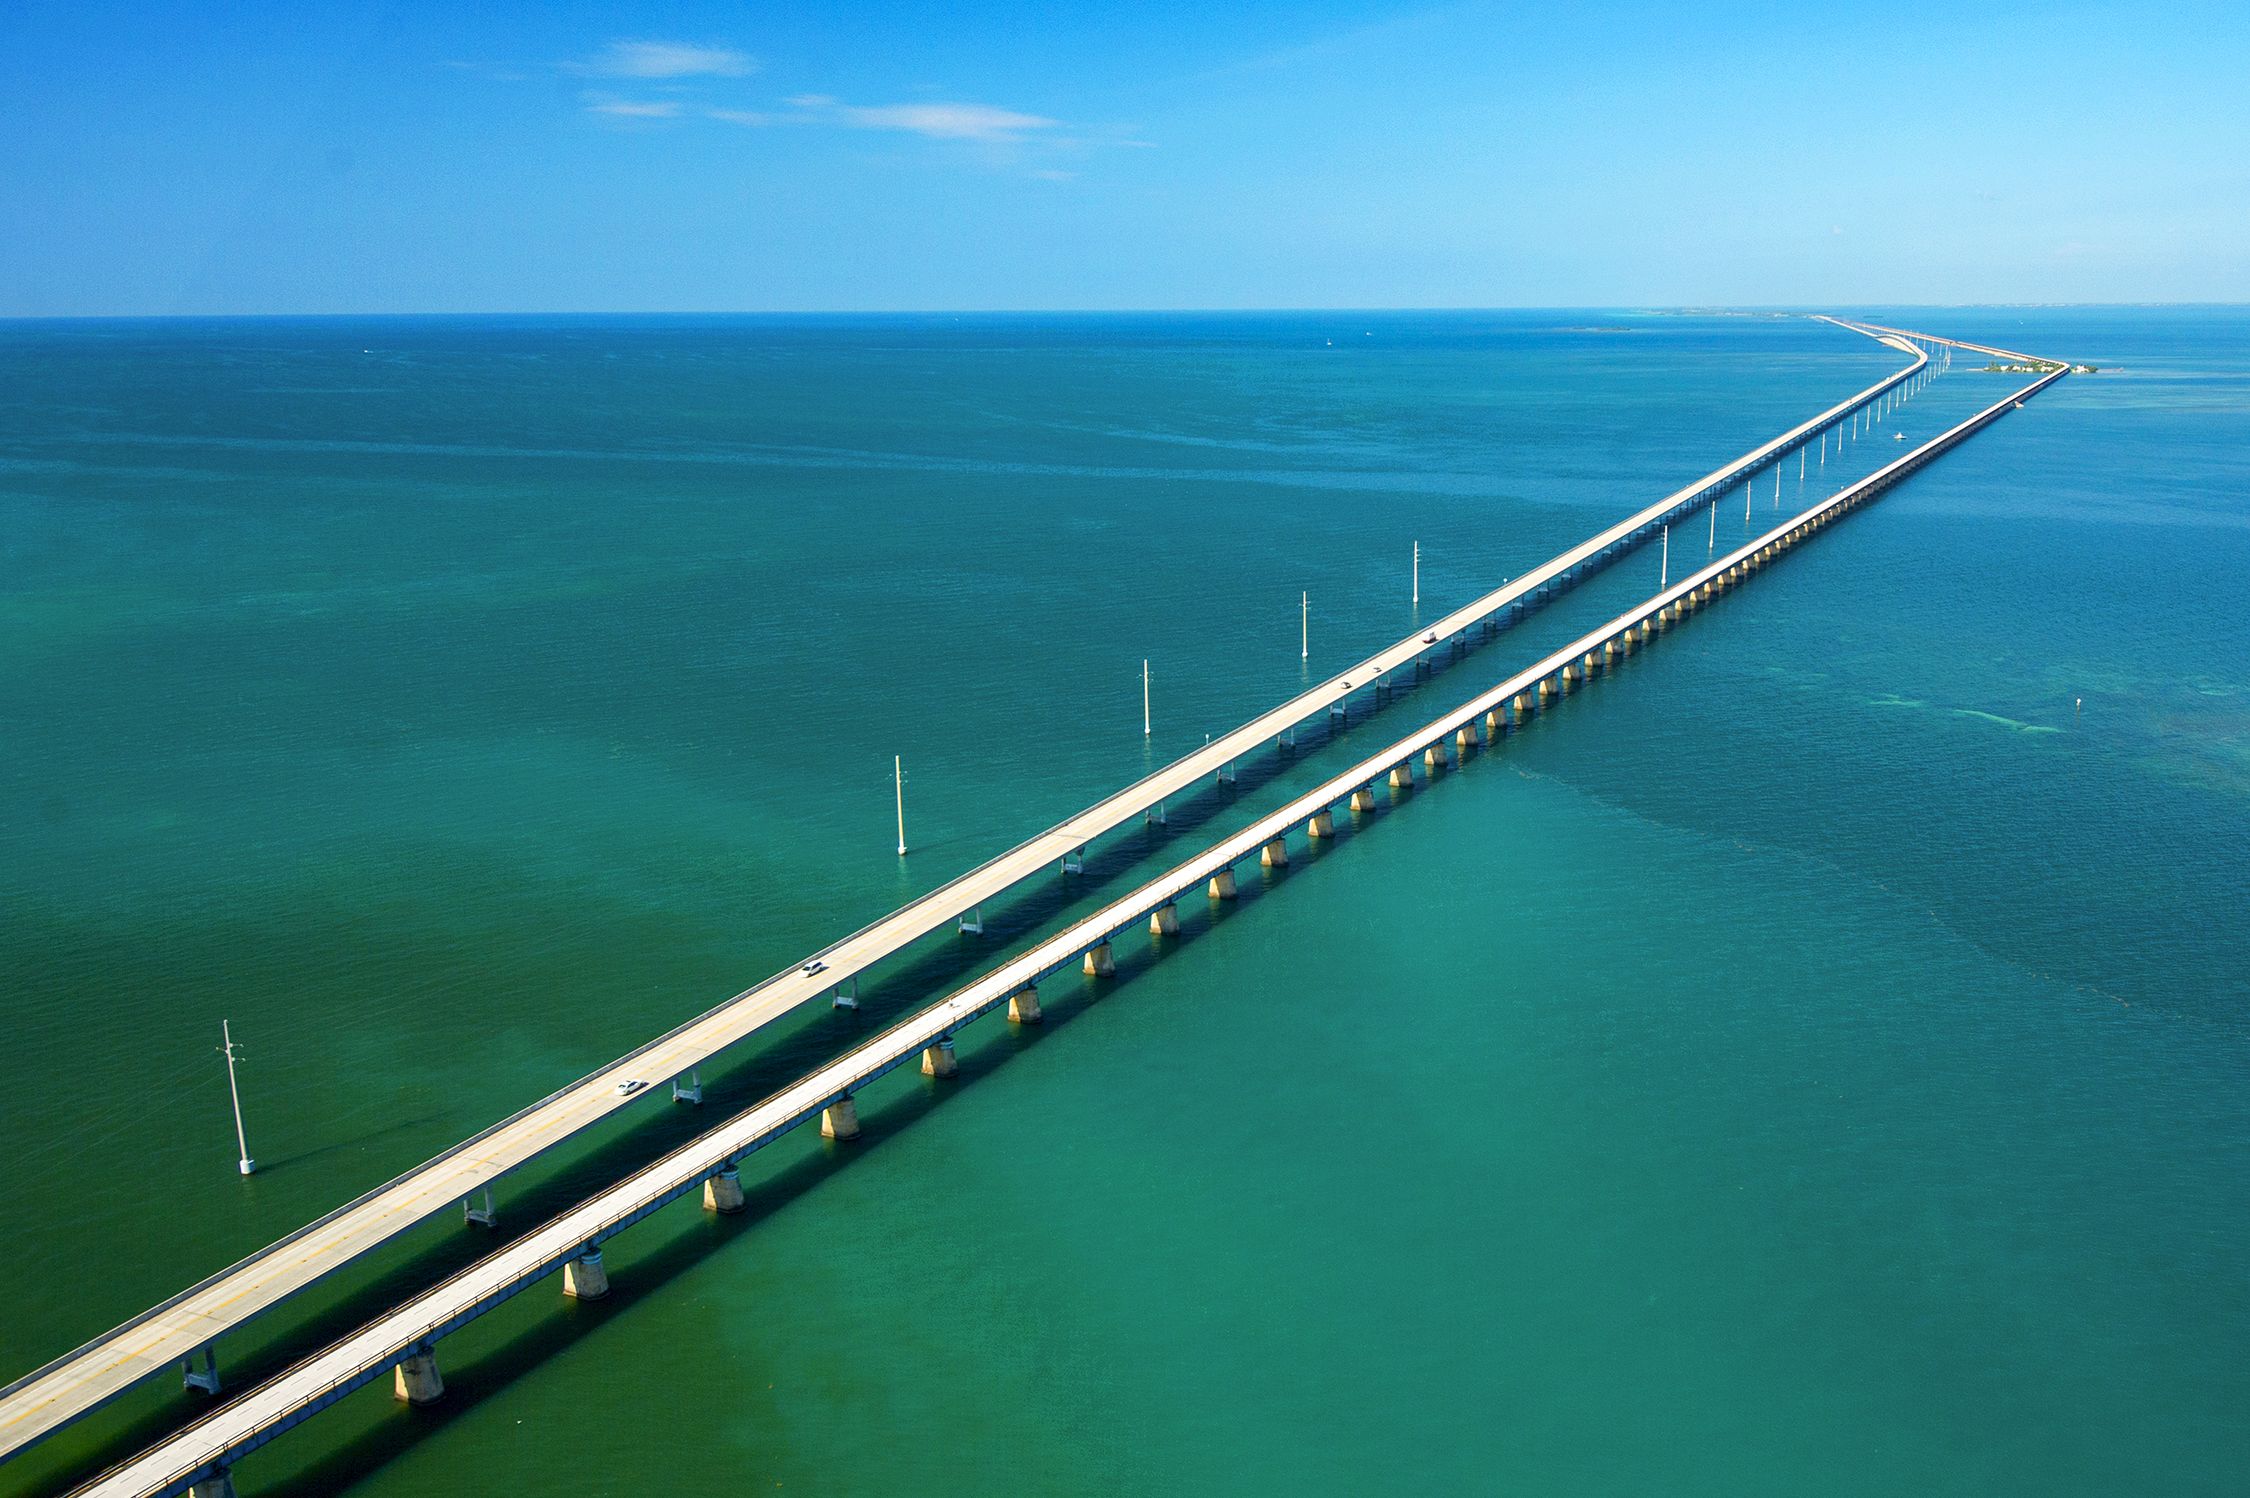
[0,319,1927,1470]
[67,325,2065,1498]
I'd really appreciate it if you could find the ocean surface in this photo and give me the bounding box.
[1,308,2245,1496]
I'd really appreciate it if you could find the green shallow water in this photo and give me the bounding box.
[1,309,2246,1495]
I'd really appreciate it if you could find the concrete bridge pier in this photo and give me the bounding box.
[563,1248,610,1301]
[1207,867,1238,900]
[1423,744,1447,773]
[1083,942,1116,976]
[1007,984,1044,1023]
[1538,678,1555,702]
[1350,785,1379,812]
[182,1347,221,1395]
[1455,726,1477,753]
[821,1095,861,1141]
[1389,763,1415,789]
[1149,902,1182,935]
[1483,708,1504,736]
[393,1345,444,1405]
[704,1163,746,1213]
[1260,836,1290,868]
[1307,809,1335,839]
[188,1467,237,1498]
[921,1035,959,1078]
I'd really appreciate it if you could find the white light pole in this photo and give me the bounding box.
[220,1020,254,1176]
[1142,659,1151,737]
[894,755,907,857]
[1301,591,1308,660]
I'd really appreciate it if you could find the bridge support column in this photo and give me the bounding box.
[1389,764,1415,789]
[1350,786,1379,812]
[1423,745,1447,773]
[1083,942,1116,976]
[189,1468,237,1498]
[1207,867,1237,901]
[1007,984,1044,1023]
[1260,837,1289,868]
[921,1036,958,1078]
[564,1248,610,1301]
[1149,902,1181,935]
[821,1095,861,1141]
[1538,678,1554,702]
[1456,726,1477,753]
[1307,809,1335,839]
[393,1345,444,1405]
[704,1164,746,1213]
[182,1347,222,1395]
[1483,709,1504,736]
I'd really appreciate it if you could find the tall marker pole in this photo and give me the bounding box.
[1412,542,1419,607]
[1708,498,1716,553]
[1142,660,1151,737]
[894,756,907,856]
[1660,524,1669,588]
[220,1020,254,1176]
[1300,592,1308,660]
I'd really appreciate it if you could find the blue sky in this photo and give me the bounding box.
[3,0,2245,314]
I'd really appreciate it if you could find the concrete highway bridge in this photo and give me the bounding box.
[12,319,2073,1496]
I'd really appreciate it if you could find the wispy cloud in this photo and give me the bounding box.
[730,95,1059,142]
[838,101,1060,142]
[584,97,685,119]
[568,40,756,79]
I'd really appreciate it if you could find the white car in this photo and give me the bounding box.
[614,1078,647,1098]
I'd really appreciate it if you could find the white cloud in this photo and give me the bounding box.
[569,40,756,79]
[586,98,684,118]
[834,101,1058,141]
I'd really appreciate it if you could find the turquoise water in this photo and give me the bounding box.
[2,309,2246,1495]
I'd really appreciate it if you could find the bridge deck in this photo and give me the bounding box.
[3,320,1928,1469]
[71,323,2068,1498]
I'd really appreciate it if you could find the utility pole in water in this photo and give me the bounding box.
[894,756,907,857]
[1142,660,1151,737]
[1660,524,1669,588]
[1301,591,1308,660]
[220,1020,254,1176]
[1412,541,1419,607]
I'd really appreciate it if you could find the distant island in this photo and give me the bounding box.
[1986,359,2100,374]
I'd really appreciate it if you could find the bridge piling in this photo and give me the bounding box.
[188,1468,237,1498]
[1149,902,1182,935]
[1082,942,1116,976]
[392,1345,443,1405]
[920,1036,959,1078]
[1260,836,1290,868]
[703,1164,746,1213]
[1206,867,1238,900]
[1007,984,1044,1023]
[820,1096,861,1141]
[563,1249,609,1301]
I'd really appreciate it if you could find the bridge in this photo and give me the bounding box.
[16,318,2039,1495]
